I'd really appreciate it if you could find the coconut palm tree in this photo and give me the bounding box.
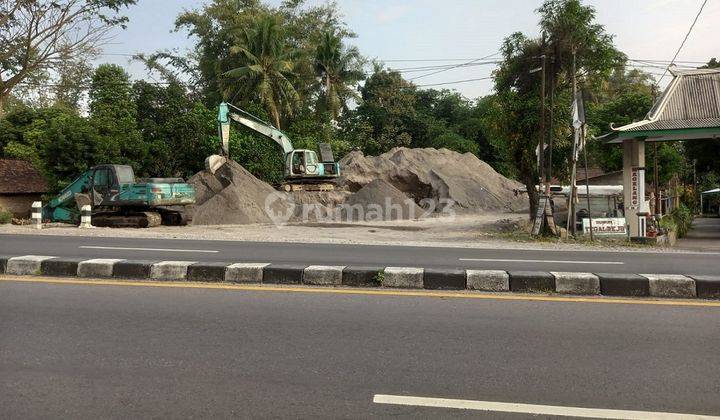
[224,15,299,129]
[314,31,364,120]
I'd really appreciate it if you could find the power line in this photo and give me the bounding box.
[656,0,709,85]
[410,52,501,81]
[416,76,493,88]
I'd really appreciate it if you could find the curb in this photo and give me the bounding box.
[0,255,717,300]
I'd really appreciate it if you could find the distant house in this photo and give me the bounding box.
[0,159,49,218]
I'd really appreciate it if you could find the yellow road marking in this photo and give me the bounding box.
[1,275,719,307]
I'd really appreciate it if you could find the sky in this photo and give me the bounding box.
[99,0,720,99]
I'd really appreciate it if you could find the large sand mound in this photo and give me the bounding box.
[189,159,291,225]
[339,147,527,213]
[343,179,423,221]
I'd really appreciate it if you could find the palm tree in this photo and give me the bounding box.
[314,31,364,120]
[224,15,299,129]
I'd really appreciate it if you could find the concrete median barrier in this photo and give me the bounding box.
[0,255,9,274]
[187,262,229,283]
[643,274,696,298]
[689,275,720,299]
[466,270,509,292]
[1,253,716,302]
[78,259,125,278]
[596,273,649,296]
[552,272,601,295]
[225,263,268,283]
[263,264,306,284]
[112,260,158,279]
[6,256,56,275]
[303,265,344,286]
[41,258,86,277]
[508,271,555,293]
[423,269,466,290]
[383,267,424,289]
[150,261,196,281]
[341,266,383,287]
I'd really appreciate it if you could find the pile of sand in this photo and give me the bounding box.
[342,179,423,221]
[339,147,527,213]
[187,147,526,226]
[189,159,291,225]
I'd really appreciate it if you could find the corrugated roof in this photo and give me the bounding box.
[614,68,720,133]
[0,159,49,194]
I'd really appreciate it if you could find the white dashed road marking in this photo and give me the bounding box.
[373,395,720,419]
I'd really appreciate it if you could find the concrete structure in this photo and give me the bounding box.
[0,159,48,218]
[601,69,720,237]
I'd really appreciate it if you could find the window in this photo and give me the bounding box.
[115,166,135,184]
[93,169,110,187]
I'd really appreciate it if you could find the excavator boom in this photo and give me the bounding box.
[218,102,293,156]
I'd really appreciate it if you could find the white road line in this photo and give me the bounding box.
[373,395,720,419]
[459,258,624,265]
[79,246,218,253]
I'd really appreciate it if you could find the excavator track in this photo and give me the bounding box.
[92,211,162,228]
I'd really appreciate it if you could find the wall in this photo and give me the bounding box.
[0,194,42,218]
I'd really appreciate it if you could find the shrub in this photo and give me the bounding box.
[658,216,677,234]
[670,204,693,238]
[0,209,12,224]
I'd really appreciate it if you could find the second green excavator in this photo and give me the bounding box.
[213,102,340,192]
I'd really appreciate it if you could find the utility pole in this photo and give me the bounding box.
[567,50,579,235]
[539,54,547,186]
[546,64,555,185]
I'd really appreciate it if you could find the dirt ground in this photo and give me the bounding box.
[0,212,684,252]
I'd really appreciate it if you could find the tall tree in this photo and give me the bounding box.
[314,31,364,120]
[493,0,623,216]
[88,64,145,168]
[224,14,299,128]
[0,0,137,115]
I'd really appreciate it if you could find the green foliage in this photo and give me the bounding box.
[670,204,693,238]
[0,209,12,224]
[658,216,677,235]
[89,64,146,169]
[224,14,299,128]
[133,81,216,178]
[493,0,624,215]
[1,106,98,191]
[314,31,364,120]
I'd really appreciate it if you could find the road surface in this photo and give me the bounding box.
[1,278,719,418]
[1,233,719,274]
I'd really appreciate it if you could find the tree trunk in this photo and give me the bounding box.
[0,94,5,118]
[524,173,539,220]
[271,108,281,129]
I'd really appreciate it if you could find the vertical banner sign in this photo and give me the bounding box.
[629,167,646,211]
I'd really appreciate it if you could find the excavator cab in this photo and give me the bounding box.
[286,150,321,177]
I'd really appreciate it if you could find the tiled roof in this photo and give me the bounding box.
[614,68,720,133]
[0,159,49,194]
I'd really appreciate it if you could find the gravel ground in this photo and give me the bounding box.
[0,213,687,253]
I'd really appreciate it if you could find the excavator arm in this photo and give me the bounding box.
[41,170,93,223]
[217,102,294,156]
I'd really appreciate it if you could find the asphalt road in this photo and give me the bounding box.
[1,279,719,418]
[1,233,719,274]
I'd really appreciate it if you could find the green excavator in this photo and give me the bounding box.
[42,164,195,228]
[213,102,340,191]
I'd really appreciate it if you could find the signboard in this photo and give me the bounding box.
[582,218,626,236]
[629,167,645,210]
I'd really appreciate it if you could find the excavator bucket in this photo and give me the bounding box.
[318,143,335,163]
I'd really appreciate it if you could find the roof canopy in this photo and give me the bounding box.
[601,68,720,144]
[702,188,720,195]
[0,159,49,194]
